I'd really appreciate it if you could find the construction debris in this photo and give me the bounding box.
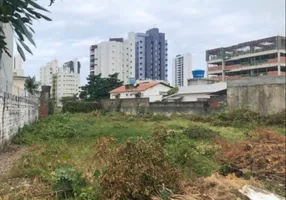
[239,185,285,200]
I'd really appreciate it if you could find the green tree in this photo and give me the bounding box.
[60,95,79,105]
[167,87,178,95]
[80,73,123,101]
[0,0,55,61]
[24,76,40,95]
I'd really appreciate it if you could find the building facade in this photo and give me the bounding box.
[90,32,136,84]
[135,28,168,81]
[40,59,80,107]
[56,60,80,106]
[206,36,286,81]
[0,23,14,93]
[109,81,172,102]
[13,55,24,76]
[40,60,58,87]
[172,53,192,87]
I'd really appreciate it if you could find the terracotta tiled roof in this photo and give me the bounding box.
[109,82,161,93]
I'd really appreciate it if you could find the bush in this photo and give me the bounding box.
[52,167,86,198]
[213,107,263,127]
[151,126,174,145]
[62,101,101,113]
[165,135,219,178]
[183,125,219,140]
[265,109,286,126]
[99,139,181,200]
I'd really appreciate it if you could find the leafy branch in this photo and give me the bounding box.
[0,0,55,61]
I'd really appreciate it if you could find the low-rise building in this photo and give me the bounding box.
[109,82,172,102]
[163,82,227,102]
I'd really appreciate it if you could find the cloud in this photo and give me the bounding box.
[22,0,285,85]
[71,38,102,47]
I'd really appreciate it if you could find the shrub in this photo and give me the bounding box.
[214,107,263,127]
[62,101,101,113]
[183,125,219,140]
[52,167,86,198]
[99,139,181,200]
[151,114,171,121]
[265,109,286,126]
[151,126,174,145]
[165,135,219,178]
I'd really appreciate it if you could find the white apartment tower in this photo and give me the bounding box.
[40,60,58,87]
[40,59,80,107]
[172,53,192,87]
[13,55,24,76]
[90,32,136,84]
[0,23,14,93]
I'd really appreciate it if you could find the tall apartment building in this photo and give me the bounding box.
[40,60,58,87]
[0,23,14,93]
[13,55,24,76]
[207,36,286,81]
[172,53,192,87]
[56,60,80,106]
[90,32,136,84]
[40,59,80,106]
[135,28,168,81]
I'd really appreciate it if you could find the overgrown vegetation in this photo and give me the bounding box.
[2,109,285,199]
[62,101,101,113]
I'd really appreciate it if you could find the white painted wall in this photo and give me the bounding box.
[142,84,171,102]
[0,90,39,149]
[0,23,14,93]
[110,83,171,102]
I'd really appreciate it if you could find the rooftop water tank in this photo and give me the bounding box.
[192,69,205,79]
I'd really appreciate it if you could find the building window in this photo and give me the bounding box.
[140,41,142,43]
[126,94,128,96]
[140,57,142,59]
[140,68,142,70]
[140,63,142,65]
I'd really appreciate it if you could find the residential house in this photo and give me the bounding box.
[163,82,227,102]
[109,82,172,102]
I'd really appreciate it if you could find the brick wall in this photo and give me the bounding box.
[0,91,39,150]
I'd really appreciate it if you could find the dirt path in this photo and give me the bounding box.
[0,145,27,177]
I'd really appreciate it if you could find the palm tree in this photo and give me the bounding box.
[24,76,40,95]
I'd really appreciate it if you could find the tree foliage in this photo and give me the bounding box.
[0,0,55,61]
[60,95,78,106]
[24,75,40,95]
[167,87,178,95]
[80,73,123,101]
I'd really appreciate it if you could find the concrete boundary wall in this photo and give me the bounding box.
[0,91,39,150]
[227,76,286,115]
[100,98,215,115]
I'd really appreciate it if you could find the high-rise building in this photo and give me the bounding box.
[0,23,14,93]
[56,60,80,106]
[40,59,80,107]
[13,55,24,76]
[207,36,286,81]
[40,60,58,87]
[90,32,136,84]
[172,53,192,87]
[135,28,168,81]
